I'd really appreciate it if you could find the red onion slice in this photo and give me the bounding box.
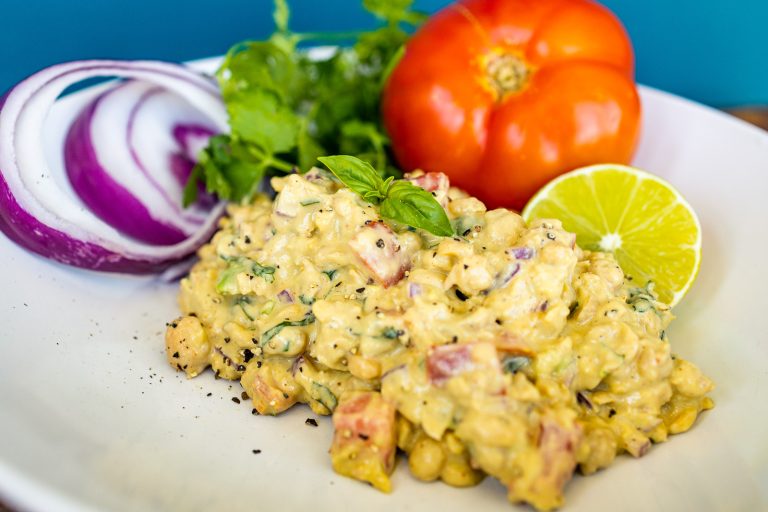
[64,80,218,244]
[0,60,228,273]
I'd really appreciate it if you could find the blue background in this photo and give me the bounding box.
[2,0,766,107]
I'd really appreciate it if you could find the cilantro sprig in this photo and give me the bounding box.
[318,155,452,237]
[184,0,424,206]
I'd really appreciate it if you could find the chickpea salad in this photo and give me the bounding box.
[165,168,713,511]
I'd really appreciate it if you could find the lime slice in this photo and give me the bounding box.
[521,164,701,307]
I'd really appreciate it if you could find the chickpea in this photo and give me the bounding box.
[408,435,446,482]
[440,456,484,487]
[165,316,210,377]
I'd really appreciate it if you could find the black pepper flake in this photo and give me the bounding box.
[358,433,369,441]
[356,287,365,293]
[236,364,246,371]
[305,418,319,427]
[455,289,469,301]
[376,238,385,248]
[256,361,262,368]
[243,349,254,362]
[241,391,249,400]
[172,351,180,359]
[335,282,342,288]
[452,336,458,344]
[608,409,617,418]
[252,449,262,454]
[224,337,231,344]
[546,232,556,240]
[462,228,471,236]
[282,392,289,399]
[495,318,502,325]
[252,408,259,415]
[232,397,241,404]
[206,392,212,397]
[244,235,251,244]
[463,264,469,269]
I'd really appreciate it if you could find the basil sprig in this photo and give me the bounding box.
[318,155,453,236]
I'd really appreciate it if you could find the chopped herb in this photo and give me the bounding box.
[501,355,530,374]
[300,199,321,206]
[217,257,277,294]
[627,282,661,315]
[299,294,316,305]
[311,382,338,412]
[322,269,338,280]
[261,313,316,346]
[380,326,404,339]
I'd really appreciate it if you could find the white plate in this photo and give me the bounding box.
[1,61,767,511]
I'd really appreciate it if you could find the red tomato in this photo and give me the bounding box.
[382,0,641,210]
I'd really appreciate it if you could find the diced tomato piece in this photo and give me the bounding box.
[405,171,450,207]
[508,415,581,510]
[349,221,410,287]
[248,374,297,415]
[330,391,397,492]
[427,345,473,385]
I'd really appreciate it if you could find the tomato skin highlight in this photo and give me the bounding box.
[382,0,641,210]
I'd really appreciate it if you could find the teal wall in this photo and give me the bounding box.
[1,0,766,107]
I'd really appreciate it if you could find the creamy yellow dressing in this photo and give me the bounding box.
[165,169,713,511]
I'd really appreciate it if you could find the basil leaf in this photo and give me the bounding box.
[380,181,453,236]
[318,155,386,202]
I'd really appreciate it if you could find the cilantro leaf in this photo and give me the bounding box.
[363,0,414,23]
[227,87,300,154]
[184,135,268,205]
[272,0,290,33]
[185,0,429,205]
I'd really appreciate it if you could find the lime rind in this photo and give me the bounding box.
[522,164,702,307]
